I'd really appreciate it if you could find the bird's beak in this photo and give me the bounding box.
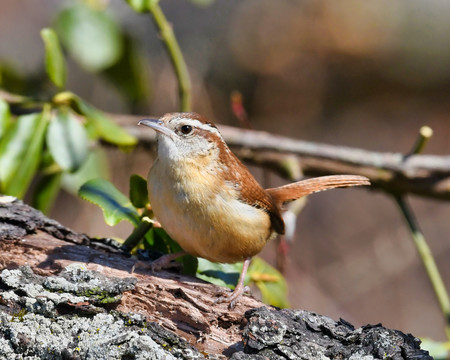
[138,119,176,140]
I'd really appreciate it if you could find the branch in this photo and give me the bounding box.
[0,199,432,359]
[114,113,450,201]
[1,87,448,201]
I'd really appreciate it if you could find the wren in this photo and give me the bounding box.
[139,112,370,307]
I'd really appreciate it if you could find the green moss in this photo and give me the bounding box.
[11,308,27,322]
[78,286,103,297]
[98,295,120,304]
[76,287,120,304]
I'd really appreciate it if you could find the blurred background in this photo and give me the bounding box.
[1,0,449,342]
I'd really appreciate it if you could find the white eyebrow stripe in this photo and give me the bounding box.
[174,118,222,137]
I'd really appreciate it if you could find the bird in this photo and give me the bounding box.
[138,112,370,307]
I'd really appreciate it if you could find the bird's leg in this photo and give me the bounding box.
[214,257,252,308]
[131,251,187,273]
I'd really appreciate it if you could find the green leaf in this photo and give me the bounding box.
[52,92,137,147]
[197,257,289,307]
[129,174,148,208]
[74,97,137,146]
[181,255,198,276]
[33,172,63,214]
[0,112,48,197]
[86,106,137,146]
[143,227,155,247]
[0,114,37,188]
[420,338,450,359]
[79,178,139,226]
[40,28,67,88]
[248,257,289,308]
[196,259,242,288]
[144,228,161,250]
[46,108,89,172]
[8,113,49,198]
[55,3,123,72]
[62,147,109,194]
[151,228,180,253]
[0,98,12,139]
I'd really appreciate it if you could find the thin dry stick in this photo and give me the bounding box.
[1,90,449,200]
[406,126,434,157]
[117,114,450,201]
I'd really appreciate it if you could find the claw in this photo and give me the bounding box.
[150,256,183,272]
[130,251,187,274]
[214,288,244,309]
[214,258,252,309]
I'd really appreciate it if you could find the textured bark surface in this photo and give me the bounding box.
[231,307,432,360]
[0,197,432,359]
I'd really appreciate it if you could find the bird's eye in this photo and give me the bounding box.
[180,125,192,135]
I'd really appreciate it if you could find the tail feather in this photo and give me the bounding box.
[266,175,370,206]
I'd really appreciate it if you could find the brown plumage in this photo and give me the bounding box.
[267,175,370,206]
[139,112,370,307]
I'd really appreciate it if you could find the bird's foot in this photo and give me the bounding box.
[214,285,251,309]
[131,251,186,274]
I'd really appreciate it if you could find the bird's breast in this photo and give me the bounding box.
[148,159,273,263]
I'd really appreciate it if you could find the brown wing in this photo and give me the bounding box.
[222,148,285,235]
[238,172,285,235]
[266,175,370,207]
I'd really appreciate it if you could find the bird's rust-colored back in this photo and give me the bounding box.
[220,144,286,235]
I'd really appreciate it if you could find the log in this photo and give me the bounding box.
[0,196,432,359]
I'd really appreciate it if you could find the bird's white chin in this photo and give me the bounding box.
[157,135,183,161]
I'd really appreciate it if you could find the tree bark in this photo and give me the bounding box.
[0,197,432,359]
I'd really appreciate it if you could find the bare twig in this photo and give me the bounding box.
[1,89,449,200]
[114,113,450,201]
[406,126,434,157]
